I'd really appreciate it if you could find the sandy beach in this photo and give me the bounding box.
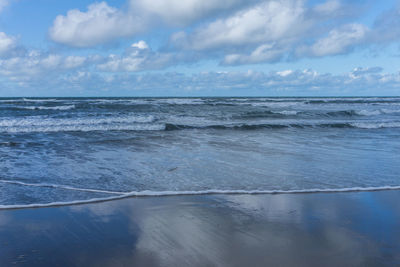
[1,190,400,266]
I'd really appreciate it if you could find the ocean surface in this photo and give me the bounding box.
[1,97,400,208]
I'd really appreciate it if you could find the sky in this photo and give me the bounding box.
[0,0,399,96]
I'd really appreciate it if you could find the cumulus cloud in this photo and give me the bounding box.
[222,43,286,65]
[168,0,368,65]
[49,0,257,47]
[49,2,145,47]
[97,40,174,72]
[0,32,16,56]
[132,0,257,26]
[3,63,400,96]
[298,23,369,57]
[47,0,399,67]
[351,67,383,77]
[172,0,308,51]
[0,50,89,80]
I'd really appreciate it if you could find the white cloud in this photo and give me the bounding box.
[49,0,257,47]
[49,2,145,47]
[0,32,16,56]
[131,40,149,50]
[0,50,88,79]
[97,40,173,72]
[277,69,294,77]
[222,43,286,65]
[0,0,9,13]
[173,0,308,51]
[308,23,368,57]
[132,0,255,26]
[2,62,400,96]
[351,67,383,77]
[312,0,341,15]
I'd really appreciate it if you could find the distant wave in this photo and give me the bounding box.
[306,98,400,104]
[165,122,400,131]
[1,120,399,133]
[0,115,155,127]
[236,109,400,119]
[1,182,400,210]
[20,105,76,110]
[22,98,58,102]
[0,123,165,133]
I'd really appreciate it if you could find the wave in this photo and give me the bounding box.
[2,121,399,133]
[0,115,155,127]
[1,185,400,210]
[233,110,298,119]
[20,105,76,111]
[165,121,400,131]
[351,122,400,129]
[0,123,165,133]
[232,108,400,120]
[306,99,400,104]
[22,98,58,102]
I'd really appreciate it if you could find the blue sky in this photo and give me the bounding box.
[0,0,399,96]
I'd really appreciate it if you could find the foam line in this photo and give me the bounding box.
[1,185,400,210]
[0,180,126,195]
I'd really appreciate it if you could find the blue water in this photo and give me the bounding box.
[1,97,400,208]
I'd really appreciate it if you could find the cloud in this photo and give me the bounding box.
[351,66,383,77]
[0,32,16,56]
[47,0,399,68]
[222,43,286,65]
[302,23,369,57]
[172,0,308,51]
[132,0,257,26]
[168,0,367,65]
[49,2,145,47]
[3,65,399,96]
[97,40,174,72]
[0,50,89,80]
[0,0,9,13]
[49,0,257,47]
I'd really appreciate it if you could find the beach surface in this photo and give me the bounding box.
[1,190,400,266]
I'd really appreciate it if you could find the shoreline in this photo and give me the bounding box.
[1,190,400,266]
[3,185,400,211]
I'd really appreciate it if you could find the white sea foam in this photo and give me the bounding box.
[250,102,301,108]
[22,98,58,102]
[21,105,76,110]
[1,185,400,210]
[0,115,155,127]
[274,110,298,115]
[154,98,205,105]
[351,122,400,129]
[381,109,400,114]
[0,113,162,133]
[0,180,125,195]
[0,123,165,133]
[356,110,382,116]
[355,109,400,116]
[93,99,150,105]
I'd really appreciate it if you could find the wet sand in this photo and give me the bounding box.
[1,191,400,266]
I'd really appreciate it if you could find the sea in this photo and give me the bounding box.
[1,97,399,208]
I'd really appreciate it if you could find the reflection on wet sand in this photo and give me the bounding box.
[1,191,400,266]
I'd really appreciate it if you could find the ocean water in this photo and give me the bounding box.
[0,97,400,208]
